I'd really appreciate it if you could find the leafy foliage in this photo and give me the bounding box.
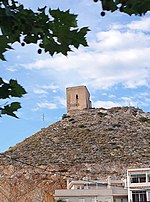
[0,0,89,118]
[0,0,89,59]
[0,78,26,118]
[94,0,150,16]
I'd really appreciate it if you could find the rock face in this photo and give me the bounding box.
[0,106,150,201]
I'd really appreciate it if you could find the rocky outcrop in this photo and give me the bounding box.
[0,106,150,201]
[0,164,66,202]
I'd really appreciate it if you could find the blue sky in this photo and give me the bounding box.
[0,0,150,152]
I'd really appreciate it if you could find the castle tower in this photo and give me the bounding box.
[66,86,92,113]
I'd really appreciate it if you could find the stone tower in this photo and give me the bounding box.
[66,85,92,113]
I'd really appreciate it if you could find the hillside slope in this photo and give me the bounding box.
[1,106,150,177]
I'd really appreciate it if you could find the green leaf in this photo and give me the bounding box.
[0,79,26,99]
[49,9,78,28]
[0,35,12,61]
[1,102,21,118]
[0,78,3,85]
[0,83,10,99]
[100,0,150,15]
[71,27,89,48]
[9,79,27,98]
[0,78,26,118]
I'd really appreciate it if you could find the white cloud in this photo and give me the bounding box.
[37,101,57,109]
[121,97,135,106]
[93,96,140,110]
[94,30,150,51]
[110,23,125,30]
[127,17,150,32]
[31,95,66,112]
[93,100,121,109]
[111,16,150,32]
[108,94,116,99]
[20,16,150,90]
[6,65,19,72]
[119,94,150,110]
[54,96,66,107]
[32,84,59,95]
[33,89,48,95]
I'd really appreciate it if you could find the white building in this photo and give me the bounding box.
[127,168,150,202]
[55,168,150,202]
[55,177,128,202]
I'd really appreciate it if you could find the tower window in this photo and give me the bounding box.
[76,94,79,99]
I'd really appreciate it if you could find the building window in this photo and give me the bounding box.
[148,174,150,182]
[64,199,69,202]
[130,174,146,183]
[147,191,150,201]
[132,191,147,202]
[79,199,85,202]
[91,198,97,202]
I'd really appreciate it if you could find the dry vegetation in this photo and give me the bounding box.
[0,106,150,201]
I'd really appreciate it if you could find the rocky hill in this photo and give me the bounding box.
[0,106,150,201]
[1,106,150,177]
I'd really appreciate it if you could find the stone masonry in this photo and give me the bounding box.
[66,85,92,113]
